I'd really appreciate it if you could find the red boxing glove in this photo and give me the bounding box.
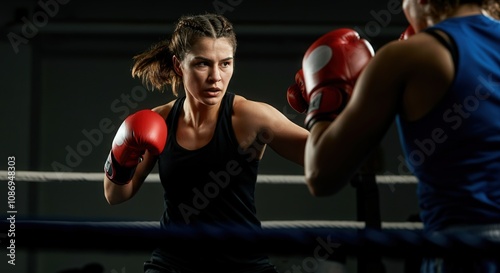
[286,69,308,113]
[105,109,168,185]
[399,25,415,41]
[302,28,374,130]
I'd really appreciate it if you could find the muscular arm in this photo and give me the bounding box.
[304,33,454,197]
[233,98,309,166]
[304,42,406,196]
[259,102,309,166]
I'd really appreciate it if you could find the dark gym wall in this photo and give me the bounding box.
[0,1,418,273]
[2,0,408,174]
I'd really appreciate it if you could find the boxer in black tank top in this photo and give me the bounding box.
[144,92,275,273]
[104,13,310,273]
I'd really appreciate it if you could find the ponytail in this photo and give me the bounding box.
[131,39,182,96]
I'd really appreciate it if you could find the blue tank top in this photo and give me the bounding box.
[396,15,500,232]
[153,92,274,272]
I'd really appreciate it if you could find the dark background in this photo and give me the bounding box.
[0,1,419,272]
[1,0,409,174]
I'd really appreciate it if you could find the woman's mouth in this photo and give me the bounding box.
[205,88,222,96]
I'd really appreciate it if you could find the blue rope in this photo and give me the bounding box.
[1,220,498,258]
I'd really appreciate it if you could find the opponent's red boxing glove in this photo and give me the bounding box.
[105,109,167,185]
[399,25,415,41]
[286,69,308,113]
[302,28,374,130]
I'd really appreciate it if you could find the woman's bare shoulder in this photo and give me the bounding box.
[232,94,270,114]
[151,100,177,119]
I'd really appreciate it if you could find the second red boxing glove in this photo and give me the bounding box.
[301,28,374,130]
[287,69,308,114]
[399,25,415,41]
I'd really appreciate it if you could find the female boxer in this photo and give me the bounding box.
[103,13,310,273]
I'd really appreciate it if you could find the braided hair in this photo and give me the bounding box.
[131,13,237,96]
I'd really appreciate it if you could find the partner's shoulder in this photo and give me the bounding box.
[376,32,447,65]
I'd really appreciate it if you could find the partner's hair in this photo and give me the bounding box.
[428,0,500,20]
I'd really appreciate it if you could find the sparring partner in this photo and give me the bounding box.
[299,1,500,272]
[103,13,309,273]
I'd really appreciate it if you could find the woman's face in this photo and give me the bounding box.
[176,37,234,106]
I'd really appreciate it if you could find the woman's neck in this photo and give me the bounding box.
[182,96,220,129]
[451,3,483,17]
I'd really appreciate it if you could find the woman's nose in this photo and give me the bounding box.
[208,67,222,82]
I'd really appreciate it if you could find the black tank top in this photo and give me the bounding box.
[154,92,275,272]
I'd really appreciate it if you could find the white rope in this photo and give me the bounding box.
[257,174,306,184]
[261,220,423,230]
[5,170,418,185]
[11,171,106,182]
[375,175,419,184]
[12,219,423,230]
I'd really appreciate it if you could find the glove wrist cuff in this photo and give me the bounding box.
[305,114,336,131]
[305,88,348,130]
[104,151,137,185]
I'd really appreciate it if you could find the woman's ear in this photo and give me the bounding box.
[172,55,182,76]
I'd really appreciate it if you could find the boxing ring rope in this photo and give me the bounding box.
[5,171,498,261]
[1,219,499,259]
[11,170,418,184]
